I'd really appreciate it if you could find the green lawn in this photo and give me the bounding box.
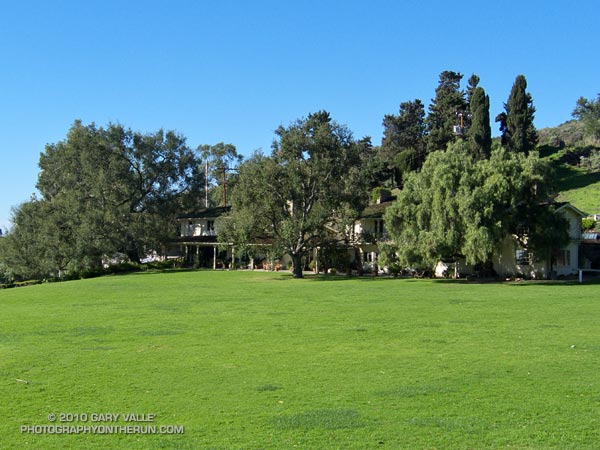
[1,271,600,449]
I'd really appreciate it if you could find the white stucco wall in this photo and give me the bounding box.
[493,206,582,278]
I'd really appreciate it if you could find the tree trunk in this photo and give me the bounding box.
[124,235,142,264]
[547,249,555,280]
[127,247,142,264]
[291,253,304,279]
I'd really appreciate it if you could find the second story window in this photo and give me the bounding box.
[207,220,215,232]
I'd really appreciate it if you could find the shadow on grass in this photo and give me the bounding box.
[432,277,600,286]
[114,269,600,286]
[301,274,399,282]
[272,409,365,430]
[505,278,600,287]
[538,144,563,159]
[303,274,497,284]
[127,268,199,276]
[303,274,600,286]
[555,164,600,191]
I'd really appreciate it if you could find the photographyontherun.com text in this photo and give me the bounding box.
[20,412,184,435]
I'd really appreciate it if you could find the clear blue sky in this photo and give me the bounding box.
[1,0,598,232]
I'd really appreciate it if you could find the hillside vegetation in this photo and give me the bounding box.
[538,120,600,215]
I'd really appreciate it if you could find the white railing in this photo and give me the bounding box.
[579,269,600,283]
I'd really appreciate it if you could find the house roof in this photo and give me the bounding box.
[359,200,395,219]
[553,202,586,218]
[177,206,231,221]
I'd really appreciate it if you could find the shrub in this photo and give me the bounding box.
[387,263,402,278]
[79,268,106,279]
[318,245,351,274]
[582,218,597,231]
[108,262,142,274]
[148,258,184,270]
[0,262,13,285]
[580,149,600,173]
[371,187,392,204]
[14,279,42,287]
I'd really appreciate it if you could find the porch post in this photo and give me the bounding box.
[213,246,217,270]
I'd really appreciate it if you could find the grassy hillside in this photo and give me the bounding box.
[554,164,600,214]
[2,270,600,449]
[538,121,600,215]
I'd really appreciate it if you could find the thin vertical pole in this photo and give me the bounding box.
[205,161,209,208]
[223,167,227,207]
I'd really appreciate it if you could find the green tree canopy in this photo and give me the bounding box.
[426,71,467,152]
[572,94,600,142]
[219,111,370,278]
[37,121,201,263]
[380,99,427,185]
[197,142,243,207]
[1,121,203,279]
[384,142,567,274]
[0,199,74,279]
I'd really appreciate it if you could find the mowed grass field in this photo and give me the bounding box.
[1,271,600,449]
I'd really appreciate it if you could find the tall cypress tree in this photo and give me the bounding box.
[466,74,480,106]
[499,75,538,155]
[468,86,492,159]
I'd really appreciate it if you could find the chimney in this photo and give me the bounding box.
[376,189,392,204]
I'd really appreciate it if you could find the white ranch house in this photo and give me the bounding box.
[350,199,586,278]
[492,203,585,278]
[162,196,587,278]
[161,206,233,269]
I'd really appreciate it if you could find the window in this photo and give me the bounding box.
[207,220,215,232]
[365,252,378,263]
[373,220,384,234]
[554,250,571,267]
[516,249,531,266]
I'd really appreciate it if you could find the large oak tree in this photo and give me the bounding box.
[1,121,203,278]
[219,111,370,278]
